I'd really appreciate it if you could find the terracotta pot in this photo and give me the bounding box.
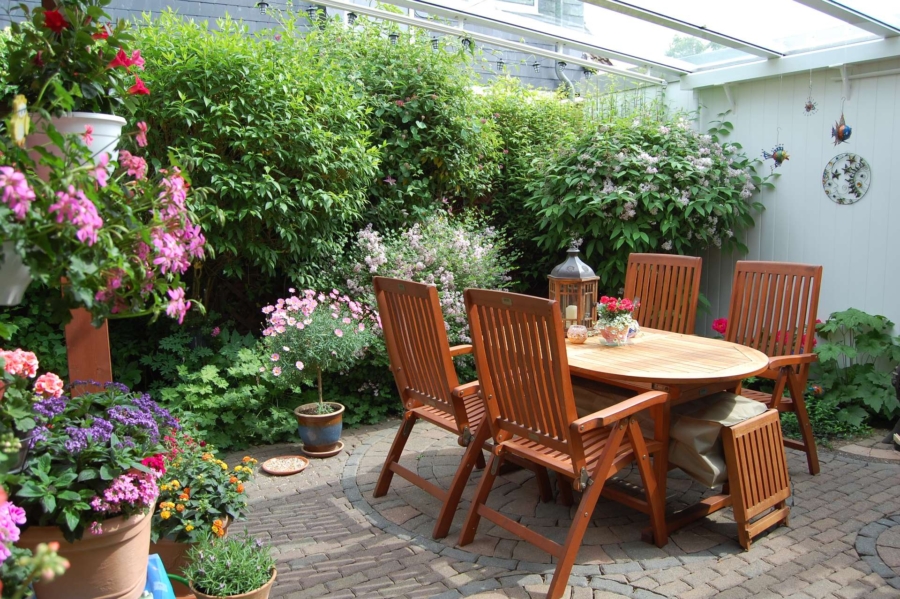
[18,512,151,599]
[293,402,344,453]
[189,570,276,599]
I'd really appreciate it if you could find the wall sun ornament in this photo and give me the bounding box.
[822,153,871,205]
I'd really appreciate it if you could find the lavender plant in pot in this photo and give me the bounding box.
[180,532,276,599]
[260,289,377,457]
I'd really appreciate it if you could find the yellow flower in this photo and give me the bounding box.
[160,484,170,492]
[234,465,242,471]
[171,480,181,490]
[185,524,194,532]
[160,511,171,520]
[220,464,227,471]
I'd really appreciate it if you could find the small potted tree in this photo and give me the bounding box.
[181,533,276,599]
[260,289,376,457]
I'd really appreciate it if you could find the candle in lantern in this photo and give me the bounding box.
[565,305,578,321]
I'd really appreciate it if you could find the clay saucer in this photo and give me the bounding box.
[301,440,345,459]
[261,455,310,476]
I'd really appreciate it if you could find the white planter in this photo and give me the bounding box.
[0,241,32,306]
[28,112,127,177]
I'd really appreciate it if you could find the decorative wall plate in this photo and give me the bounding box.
[822,153,871,205]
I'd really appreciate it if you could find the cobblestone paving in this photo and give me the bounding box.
[228,420,900,599]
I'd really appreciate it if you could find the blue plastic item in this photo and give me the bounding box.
[144,554,176,599]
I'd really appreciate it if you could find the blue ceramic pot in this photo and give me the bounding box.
[293,402,344,453]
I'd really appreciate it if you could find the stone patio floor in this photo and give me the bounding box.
[227,419,900,599]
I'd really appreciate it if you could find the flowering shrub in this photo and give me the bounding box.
[183,532,275,597]
[260,290,377,413]
[10,381,177,541]
[524,109,769,291]
[151,432,256,544]
[344,213,516,345]
[3,0,148,115]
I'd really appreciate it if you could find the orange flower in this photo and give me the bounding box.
[236,484,244,493]
[178,493,189,501]
[213,519,223,528]
[229,476,238,484]
[175,504,185,513]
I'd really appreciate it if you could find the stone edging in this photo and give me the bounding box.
[836,443,900,465]
[339,427,729,597]
[855,514,900,590]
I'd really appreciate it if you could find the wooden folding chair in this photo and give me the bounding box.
[460,289,668,599]
[624,253,702,335]
[373,277,551,540]
[724,261,823,475]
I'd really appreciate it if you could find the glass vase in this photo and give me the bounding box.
[597,318,638,346]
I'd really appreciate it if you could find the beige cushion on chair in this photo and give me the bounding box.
[572,377,656,437]
[668,393,767,488]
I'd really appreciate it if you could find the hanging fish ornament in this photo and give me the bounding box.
[803,97,818,115]
[762,144,789,169]
[832,112,852,145]
[8,95,30,149]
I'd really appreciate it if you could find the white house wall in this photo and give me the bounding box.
[676,57,900,334]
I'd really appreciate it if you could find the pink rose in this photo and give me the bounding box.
[712,318,728,335]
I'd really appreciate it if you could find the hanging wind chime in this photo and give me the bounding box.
[762,127,789,172]
[831,97,852,146]
[802,70,818,115]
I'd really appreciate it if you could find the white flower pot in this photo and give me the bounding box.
[27,112,127,179]
[0,241,32,306]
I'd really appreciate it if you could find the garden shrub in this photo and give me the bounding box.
[140,325,295,450]
[317,14,501,228]
[132,12,379,307]
[524,107,769,292]
[814,308,900,425]
[480,78,590,293]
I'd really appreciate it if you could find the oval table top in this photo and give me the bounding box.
[566,328,770,386]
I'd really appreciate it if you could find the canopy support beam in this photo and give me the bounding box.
[792,0,900,38]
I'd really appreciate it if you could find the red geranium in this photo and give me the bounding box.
[141,454,166,474]
[43,10,68,34]
[711,318,728,335]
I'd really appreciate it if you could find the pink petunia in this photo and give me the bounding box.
[165,287,191,324]
[0,167,36,220]
[91,153,109,188]
[135,121,148,147]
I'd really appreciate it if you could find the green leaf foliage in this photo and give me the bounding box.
[813,307,900,421]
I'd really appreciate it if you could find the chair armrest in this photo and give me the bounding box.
[451,381,480,399]
[449,344,473,357]
[571,390,667,433]
[768,353,817,370]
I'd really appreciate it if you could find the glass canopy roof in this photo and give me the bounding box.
[403,0,900,76]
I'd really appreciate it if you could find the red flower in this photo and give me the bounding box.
[141,454,166,474]
[620,299,634,312]
[92,25,110,40]
[33,51,44,67]
[711,318,727,335]
[128,76,150,95]
[43,10,68,34]
[199,440,207,448]
[108,49,131,69]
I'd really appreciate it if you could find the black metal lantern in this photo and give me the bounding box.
[347,11,357,25]
[389,32,399,45]
[548,243,599,329]
[431,36,439,50]
[583,67,594,79]
[497,58,505,72]
[558,61,567,70]
[532,60,540,73]
[256,0,269,13]
[461,37,472,50]
[306,5,317,19]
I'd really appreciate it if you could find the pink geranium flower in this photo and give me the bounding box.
[34,373,64,398]
[48,186,103,246]
[91,153,109,188]
[82,125,94,146]
[135,122,149,147]
[0,349,39,378]
[0,167,36,220]
[165,288,191,324]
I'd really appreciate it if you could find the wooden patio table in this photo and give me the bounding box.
[565,328,770,542]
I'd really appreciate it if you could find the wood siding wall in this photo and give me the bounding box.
[684,58,900,334]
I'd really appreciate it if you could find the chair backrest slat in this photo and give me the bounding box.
[466,290,578,456]
[375,277,460,417]
[725,262,823,358]
[624,254,702,335]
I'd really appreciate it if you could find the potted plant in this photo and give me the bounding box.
[9,380,178,599]
[150,431,257,596]
[181,533,276,599]
[260,289,376,456]
[4,0,148,158]
[594,296,640,346]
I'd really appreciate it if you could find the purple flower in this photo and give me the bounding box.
[64,417,113,453]
[34,395,67,420]
[383,176,396,186]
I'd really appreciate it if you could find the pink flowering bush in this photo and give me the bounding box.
[260,289,377,414]
[0,116,205,324]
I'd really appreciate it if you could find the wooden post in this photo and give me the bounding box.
[64,308,112,395]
